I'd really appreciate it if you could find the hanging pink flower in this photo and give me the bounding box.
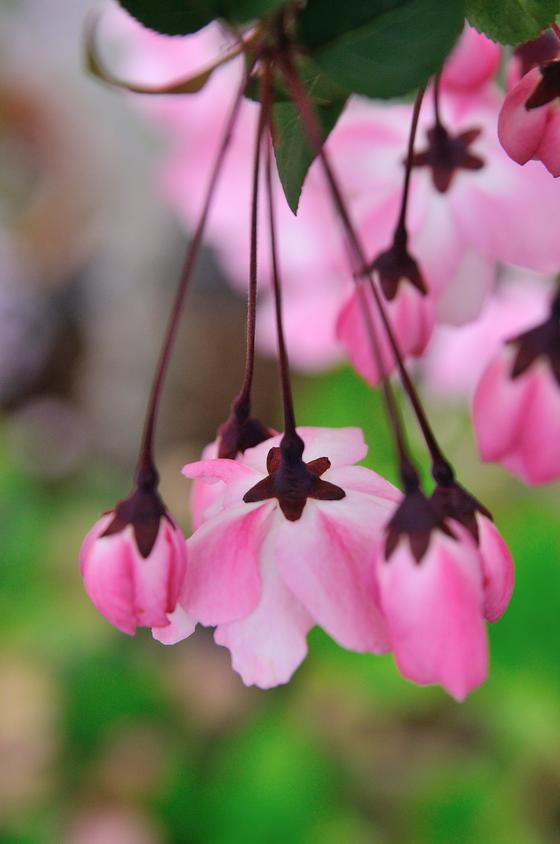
[336,281,435,385]
[441,25,501,93]
[498,63,560,177]
[80,489,189,635]
[154,427,399,688]
[473,293,560,484]
[376,484,513,700]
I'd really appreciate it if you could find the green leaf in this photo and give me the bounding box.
[466,0,560,45]
[273,96,347,214]
[310,0,465,100]
[297,0,408,50]
[117,0,221,35]
[117,0,288,35]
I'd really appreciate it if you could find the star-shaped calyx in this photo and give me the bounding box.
[508,291,560,384]
[526,59,560,109]
[384,487,455,563]
[431,479,492,543]
[367,227,427,300]
[411,124,485,193]
[217,396,273,460]
[101,466,173,558]
[243,433,345,521]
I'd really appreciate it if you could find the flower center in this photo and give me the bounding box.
[243,443,345,521]
[410,124,485,193]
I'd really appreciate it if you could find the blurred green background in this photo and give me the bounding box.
[1,2,560,843]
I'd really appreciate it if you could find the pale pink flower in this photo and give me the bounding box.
[498,63,560,177]
[336,282,435,385]
[156,427,399,688]
[473,344,560,485]
[377,486,513,700]
[420,270,553,398]
[441,25,501,93]
[80,493,189,635]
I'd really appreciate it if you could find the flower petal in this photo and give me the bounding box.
[477,516,514,622]
[184,502,274,625]
[214,538,313,688]
[275,494,391,653]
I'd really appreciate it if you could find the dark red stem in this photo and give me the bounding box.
[395,86,426,239]
[136,64,251,485]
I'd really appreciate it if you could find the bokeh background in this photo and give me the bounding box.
[1,2,560,842]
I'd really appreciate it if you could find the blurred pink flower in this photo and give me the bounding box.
[80,505,189,634]
[473,345,560,485]
[157,427,399,688]
[441,25,501,93]
[420,270,553,398]
[336,282,435,385]
[498,64,560,177]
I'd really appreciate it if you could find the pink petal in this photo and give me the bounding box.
[378,530,487,701]
[435,249,496,326]
[477,516,514,622]
[442,25,501,92]
[152,604,196,645]
[536,109,560,177]
[498,68,548,165]
[184,502,274,625]
[512,364,560,484]
[328,465,400,502]
[214,542,313,688]
[337,284,435,385]
[472,350,528,463]
[275,494,391,653]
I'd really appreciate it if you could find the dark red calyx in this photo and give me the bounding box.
[242,436,345,521]
[411,125,484,193]
[367,229,427,300]
[508,295,560,384]
[515,30,560,80]
[385,488,455,564]
[217,399,273,460]
[101,482,170,559]
[526,59,560,109]
[431,481,491,544]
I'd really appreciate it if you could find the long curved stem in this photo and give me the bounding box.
[136,63,252,486]
[395,86,425,238]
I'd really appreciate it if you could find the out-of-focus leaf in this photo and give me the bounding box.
[466,0,560,45]
[273,97,347,213]
[297,0,407,50]
[310,0,465,99]
[117,0,287,35]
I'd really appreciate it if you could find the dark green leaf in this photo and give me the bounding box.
[273,96,347,214]
[297,0,408,50]
[466,0,560,45]
[117,0,288,35]
[311,0,465,100]
[117,0,221,35]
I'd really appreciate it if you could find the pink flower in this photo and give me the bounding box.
[80,489,188,635]
[441,25,501,93]
[473,312,560,484]
[377,485,513,700]
[336,281,435,385]
[420,269,553,398]
[156,427,399,688]
[498,63,560,177]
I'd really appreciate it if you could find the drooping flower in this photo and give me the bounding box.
[473,291,560,484]
[441,24,501,93]
[80,482,189,635]
[498,61,560,177]
[376,482,513,700]
[154,427,400,688]
[336,280,435,385]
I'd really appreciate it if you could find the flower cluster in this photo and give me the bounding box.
[78,9,560,701]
